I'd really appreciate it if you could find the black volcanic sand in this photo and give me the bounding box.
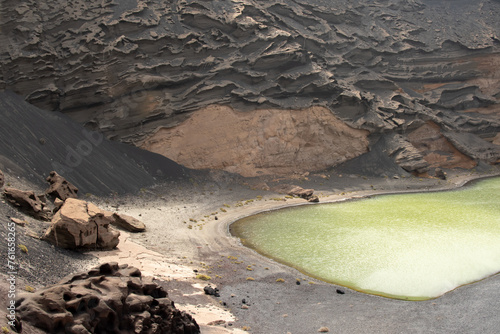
[0,90,189,196]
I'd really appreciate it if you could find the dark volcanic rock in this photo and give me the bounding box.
[384,134,430,174]
[16,262,200,334]
[203,285,220,297]
[3,187,52,221]
[45,171,78,201]
[444,132,500,164]
[0,0,499,175]
[435,168,447,180]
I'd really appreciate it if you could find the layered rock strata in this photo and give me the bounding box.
[1,0,499,175]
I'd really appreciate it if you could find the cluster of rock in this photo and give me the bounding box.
[287,186,320,203]
[1,0,499,176]
[43,198,121,250]
[2,171,146,250]
[15,262,200,334]
[3,187,53,221]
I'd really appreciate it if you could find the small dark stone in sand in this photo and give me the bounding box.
[204,285,220,297]
[336,289,345,294]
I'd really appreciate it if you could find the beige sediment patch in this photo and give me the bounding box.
[493,133,500,146]
[140,105,370,177]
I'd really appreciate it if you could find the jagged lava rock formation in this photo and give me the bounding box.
[16,262,200,333]
[1,0,499,176]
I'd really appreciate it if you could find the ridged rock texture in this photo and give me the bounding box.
[16,262,200,334]
[1,0,499,176]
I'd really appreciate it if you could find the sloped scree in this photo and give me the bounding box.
[16,262,200,334]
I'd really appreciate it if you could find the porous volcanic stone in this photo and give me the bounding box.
[45,171,78,201]
[16,262,200,334]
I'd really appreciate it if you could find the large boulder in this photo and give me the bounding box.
[16,262,200,334]
[112,213,146,232]
[43,198,120,250]
[287,186,319,202]
[45,171,78,201]
[0,169,4,188]
[288,186,314,199]
[3,187,52,221]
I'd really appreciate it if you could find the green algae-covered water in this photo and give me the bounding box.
[231,177,500,300]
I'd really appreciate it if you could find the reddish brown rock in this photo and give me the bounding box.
[3,188,52,221]
[45,171,78,201]
[43,198,119,250]
[16,262,200,334]
[112,213,146,232]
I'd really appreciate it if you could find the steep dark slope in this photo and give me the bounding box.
[1,0,499,176]
[0,90,188,195]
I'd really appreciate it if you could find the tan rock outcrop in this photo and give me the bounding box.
[43,198,120,250]
[16,262,200,334]
[141,106,369,177]
[45,171,78,201]
[0,169,4,188]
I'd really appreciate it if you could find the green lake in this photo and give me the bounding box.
[230,177,500,300]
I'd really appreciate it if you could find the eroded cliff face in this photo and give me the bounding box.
[1,0,499,176]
